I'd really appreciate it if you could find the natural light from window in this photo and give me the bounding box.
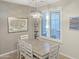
[40,9,61,42]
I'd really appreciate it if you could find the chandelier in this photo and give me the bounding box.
[31,11,41,18]
[30,0,41,18]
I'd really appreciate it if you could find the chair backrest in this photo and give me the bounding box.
[20,41,33,59]
[18,39,24,51]
[49,44,59,59]
[20,35,29,41]
[17,35,29,56]
[25,42,33,57]
[17,35,28,48]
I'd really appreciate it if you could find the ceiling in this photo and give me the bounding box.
[2,0,60,7]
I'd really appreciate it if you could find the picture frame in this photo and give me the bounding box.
[69,17,79,30]
[8,17,28,33]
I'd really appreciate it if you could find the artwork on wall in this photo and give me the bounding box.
[8,17,28,32]
[69,17,79,30]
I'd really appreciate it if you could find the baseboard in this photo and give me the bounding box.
[0,50,76,59]
[0,50,17,57]
[60,52,76,59]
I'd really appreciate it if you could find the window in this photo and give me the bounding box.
[50,11,60,39]
[41,12,50,37]
[41,10,61,41]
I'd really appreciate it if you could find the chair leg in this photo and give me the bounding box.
[17,51,20,59]
[20,54,21,59]
[55,54,59,59]
[25,57,27,59]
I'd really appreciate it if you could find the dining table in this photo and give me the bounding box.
[26,38,59,59]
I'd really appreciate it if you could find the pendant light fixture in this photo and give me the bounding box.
[30,0,41,18]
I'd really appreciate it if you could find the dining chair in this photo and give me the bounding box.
[19,40,33,59]
[17,35,29,59]
[17,38,23,59]
[49,44,59,59]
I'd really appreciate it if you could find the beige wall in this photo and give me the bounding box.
[39,0,79,59]
[0,1,34,54]
[61,0,79,59]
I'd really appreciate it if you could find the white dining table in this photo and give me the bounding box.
[26,39,58,59]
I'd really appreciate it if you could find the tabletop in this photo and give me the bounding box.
[26,39,58,57]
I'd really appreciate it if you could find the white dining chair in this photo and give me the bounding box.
[17,35,38,59]
[19,41,38,59]
[49,44,59,59]
[17,38,23,59]
[17,35,29,59]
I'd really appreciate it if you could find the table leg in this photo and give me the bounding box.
[39,57,44,59]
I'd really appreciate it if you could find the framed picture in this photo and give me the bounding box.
[70,17,79,30]
[8,17,28,32]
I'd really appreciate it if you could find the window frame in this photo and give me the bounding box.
[39,8,62,42]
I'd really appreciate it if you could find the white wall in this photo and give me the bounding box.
[61,0,79,59]
[39,0,79,59]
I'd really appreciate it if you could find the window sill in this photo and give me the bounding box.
[39,36,63,45]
